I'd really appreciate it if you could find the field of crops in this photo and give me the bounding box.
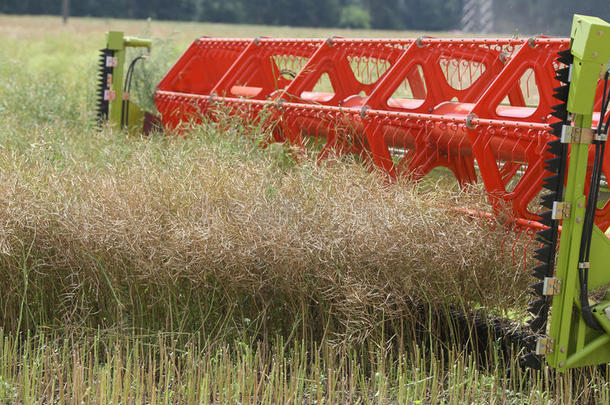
[0,14,609,404]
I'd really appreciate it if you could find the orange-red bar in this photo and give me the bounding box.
[154,36,610,230]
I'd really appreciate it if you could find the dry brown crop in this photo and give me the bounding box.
[0,117,533,343]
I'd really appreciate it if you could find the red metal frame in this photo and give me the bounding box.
[155,36,610,231]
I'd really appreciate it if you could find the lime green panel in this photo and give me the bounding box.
[587,226,610,290]
[568,62,605,115]
[570,15,610,62]
[564,334,610,369]
[103,31,152,131]
[568,15,610,115]
[126,101,145,134]
[546,14,610,371]
[106,31,125,51]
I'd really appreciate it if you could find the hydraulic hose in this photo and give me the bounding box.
[578,70,609,331]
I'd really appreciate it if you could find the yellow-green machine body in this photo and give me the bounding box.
[96,31,152,132]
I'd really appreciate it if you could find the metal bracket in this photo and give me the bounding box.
[543,277,561,296]
[552,201,571,220]
[415,36,429,48]
[528,35,541,49]
[103,90,116,101]
[465,113,478,129]
[326,36,338,47]
[105,56,118,68]
[536,337,554,355]
[274,97,286,111]
[561,125,596,144]
[360,105,371,119]
[527,37,536,48]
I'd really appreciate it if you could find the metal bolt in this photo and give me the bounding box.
[528,37,538,49]
[559,361,565,367]
[466,113,478,129]
[576,217,582,223]
[360,105,370,119]
[578,202,584,208]
[599,30,604,36]
[560,346,566,353]
[593,52,598,58]
[415,36,428,48]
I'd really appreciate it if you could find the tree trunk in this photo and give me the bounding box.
[62,0,70,24]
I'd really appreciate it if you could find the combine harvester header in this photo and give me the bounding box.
[97,15,610,371]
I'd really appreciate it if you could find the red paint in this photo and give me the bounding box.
[155,36,610,231]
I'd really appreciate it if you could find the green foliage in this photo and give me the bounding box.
[3,330,607,404]
[3,0,610,33]
[339,5,371,29]
[128,34,183,113]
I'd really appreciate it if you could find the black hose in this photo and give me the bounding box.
[577,70,609,331]
[121,55,146,129]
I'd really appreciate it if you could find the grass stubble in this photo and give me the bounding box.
[0,14,608,404]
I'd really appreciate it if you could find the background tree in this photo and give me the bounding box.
[0,0,608,35]
[61,0,69,24]
[339,5,371,29]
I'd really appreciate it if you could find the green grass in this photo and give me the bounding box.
[0,14,609,404]
[5,329,605,404]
